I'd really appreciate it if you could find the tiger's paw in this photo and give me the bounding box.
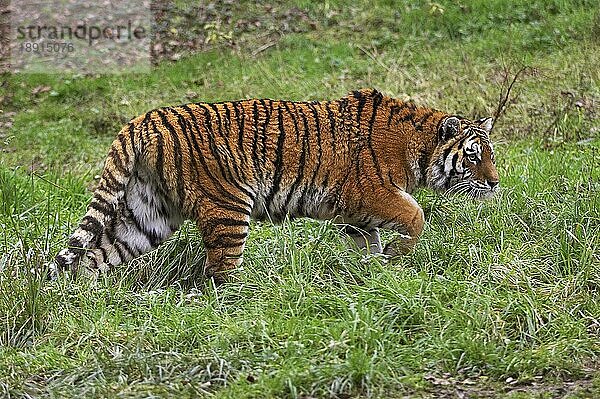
[383,236,416,259]
[204,267,241,286]
[47,260,61,281]
[360,252,392,264]
[49,250,106,283]
[49,249,78,281]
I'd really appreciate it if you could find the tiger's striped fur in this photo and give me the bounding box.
[53,88,499,282]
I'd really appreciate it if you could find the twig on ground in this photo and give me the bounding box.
[252,41,277,57]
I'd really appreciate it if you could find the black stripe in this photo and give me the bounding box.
[127,121,138,157]
[415,111,434,132]
[388,171,406,191]
[281,104,308,214]
[80,215,103,235]
[139,111,153,148]
[191,142,254,210]
[387,105,399,126]
[114,226,140,258]
[180,104,204,143]
[387,102,412,126]
[198,176,253,213]
[367,91,385,185]
[109,145,125,175]
[222,102,232,136]
[224,253,244,258]
[208,218,250,228]
[251,101,261,181]
[204,239,247,250]
[197,103,215,137]
[182,107,241,206]
[399,110,414,123]
[455,135,470,151]
[101,168,120,191]
[354,90,368,124]
[148,114,167,190]
[357,214,373,226]
[451,152,459,171]
[298,185,313,217]
[208,103,226,138]
[103,228,125,264]
[67,236,85,251]
[89,200,114,218]
[116,237,137,258]
[325,102,337,153]
[232,101,250,175]
[204,232,248,249]
[265,106,287,213]
[342,225,376,236]
[339,97,348,115]
[399,103,416,123]
[259,99,271,171]
[178,106,206,157]
[439,146,454,168]
[307,103,323,171]
[98,246,109,264]
[289,106,313,214]
[283,101,300,144]
[157,108,186,205]
[171,107,202,178]
[92,193,115,210]
[118,133,130,168]
[217,232,248,240]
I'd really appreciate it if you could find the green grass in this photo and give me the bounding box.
[1,1,600,397]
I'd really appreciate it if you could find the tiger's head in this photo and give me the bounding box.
[427,116,499,199]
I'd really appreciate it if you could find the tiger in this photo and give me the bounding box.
[52,88,499,283]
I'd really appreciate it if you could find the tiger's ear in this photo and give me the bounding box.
[439,116,461,141]
[476,117,493,133]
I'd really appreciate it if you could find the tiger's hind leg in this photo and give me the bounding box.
[337,225,383,254]
[196,205,252,284]
[53,167,183,279]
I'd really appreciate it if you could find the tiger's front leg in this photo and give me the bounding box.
[345,189,425,258]
[338,225,383,254]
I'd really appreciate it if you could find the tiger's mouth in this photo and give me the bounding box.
[446,180,498,199]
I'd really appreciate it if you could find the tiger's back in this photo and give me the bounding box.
[54,89,499,282]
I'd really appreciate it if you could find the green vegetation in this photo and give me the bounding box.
[1,1,599,397]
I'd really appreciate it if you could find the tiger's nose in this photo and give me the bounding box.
[488,180,499,189]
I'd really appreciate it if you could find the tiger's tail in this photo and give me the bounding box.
[53,110,188,279]
[52,124,138,277]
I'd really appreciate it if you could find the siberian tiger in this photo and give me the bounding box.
[53,88,499,283]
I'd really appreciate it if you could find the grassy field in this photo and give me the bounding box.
[1,1,600,397]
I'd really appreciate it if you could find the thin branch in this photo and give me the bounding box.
[251,41,277,57]
[357,45,417,85]
[30,171,67,190]
[357,45,392,73]
[491,65,530,133]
